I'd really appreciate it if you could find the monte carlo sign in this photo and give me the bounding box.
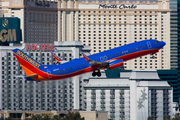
[98,4,137,9]
[0,17,22,46]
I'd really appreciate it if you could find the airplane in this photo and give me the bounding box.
[12,39,166,81]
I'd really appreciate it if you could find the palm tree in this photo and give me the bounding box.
[63,112,84,120]
[172,113,180,120]
[164,115,171,120]
[147,116,153,120]
[5,117,12,120]
[43,115,50,120]
[52,115,59,120]
[31,114,42,120]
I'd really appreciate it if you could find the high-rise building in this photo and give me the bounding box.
[170,0,178,69]
[0,41,91,111]
[177,0,180,109]
[1,0,58,43]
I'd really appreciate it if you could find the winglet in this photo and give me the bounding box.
[51,52,63,62]
[81,52,91,61]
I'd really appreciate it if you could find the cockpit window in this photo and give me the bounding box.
[154,41,158,43]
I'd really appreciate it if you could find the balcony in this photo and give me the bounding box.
[100,95,105,99]
[91,91,95,94]
[110,100,114,104]
[119,91,124,94]
[100,105,105,108]
[110,95,114,99]
[91,95,96,99]
[110,105,115,108]
[120,109,124,112]
[91,104,96,108]
[100,100,105,104]
[100,91,105,95]
[119,101,124,104]
[91,100,96,104]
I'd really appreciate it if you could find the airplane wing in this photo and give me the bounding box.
[26,74,38,78]
[51,52,63,63]
[81,52,109,70]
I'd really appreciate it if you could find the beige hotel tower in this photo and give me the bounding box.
[0,0,170,70]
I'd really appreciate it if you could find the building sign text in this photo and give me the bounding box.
[26,44,54,51]
[0,29,17,42]
[99,4,137,9]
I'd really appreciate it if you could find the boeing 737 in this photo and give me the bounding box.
[12,39,166,81]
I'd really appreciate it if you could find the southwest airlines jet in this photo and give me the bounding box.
[12,39,165,81]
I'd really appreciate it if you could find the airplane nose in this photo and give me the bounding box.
[161,41,166,48]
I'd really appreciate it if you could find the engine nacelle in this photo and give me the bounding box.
[108,59,123,70]
[24,76,40,82]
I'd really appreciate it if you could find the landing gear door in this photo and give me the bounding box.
[147,41,152,49]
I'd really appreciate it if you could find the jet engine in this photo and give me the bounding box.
[108,59,123,70]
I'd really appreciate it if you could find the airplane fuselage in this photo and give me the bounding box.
[13,39,165,81]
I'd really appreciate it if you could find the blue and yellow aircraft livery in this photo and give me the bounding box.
[12,39,166,81]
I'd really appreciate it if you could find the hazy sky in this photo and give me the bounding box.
[79,0,158,2]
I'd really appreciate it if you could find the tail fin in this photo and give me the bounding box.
[51,52,63,62]
[81,52,91,61]
[12,48,43,77]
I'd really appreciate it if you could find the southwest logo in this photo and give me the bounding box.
[16,50,41,68]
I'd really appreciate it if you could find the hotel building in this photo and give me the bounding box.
[0,0,171,70]
[0,41,91,111]
[84,70,174,120]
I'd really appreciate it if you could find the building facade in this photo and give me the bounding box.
[170,0,178,69]
[177,0,180,110]
[0,41,91,111]
[0,0,171,70]
[77,0,171,70]
[1,0,58,43]
[84,70,174,120]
